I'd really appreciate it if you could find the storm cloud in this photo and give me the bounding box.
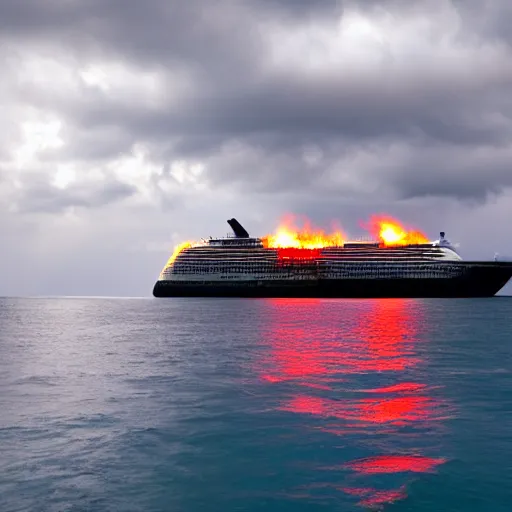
[1,0,512,295]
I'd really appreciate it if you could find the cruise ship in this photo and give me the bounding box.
[153,218,512,298]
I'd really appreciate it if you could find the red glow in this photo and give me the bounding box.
[276,247,320,261]
[362,383,427,394]
[259,325,333,387]
[341,487,407,508]
[280,394,437,427]
[258,300,422,387]
[345,455,446,475]
[254,298,449,509]
[351,396,436,426]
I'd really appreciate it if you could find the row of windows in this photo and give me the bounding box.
[167,262,464,277]
[179,250,445,258]
[171,260,463,269]
[325,269,462,279]
[174,258,446,268]
[183,248,445,255]
[180,248,446,256]
[181,253,445,259]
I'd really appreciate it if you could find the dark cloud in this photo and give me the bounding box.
[3,0,511,204]
[452,0,512,44]
[395,145,512,202]
[0,0,265,80]
[15,67,511,204]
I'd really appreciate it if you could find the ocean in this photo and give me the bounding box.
[0,297,511,511]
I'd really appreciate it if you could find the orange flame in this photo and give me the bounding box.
[165,214,431,264]
[262,215,345,249]
[366,215,429,247]
[166,240,193,266]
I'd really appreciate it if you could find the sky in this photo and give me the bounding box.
[2,0,512,296]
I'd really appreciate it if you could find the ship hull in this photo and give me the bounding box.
[153,262,512,298]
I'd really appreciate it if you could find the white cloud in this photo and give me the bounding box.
[14,118,64,168]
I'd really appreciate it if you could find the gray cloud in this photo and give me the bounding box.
[4,0,512,202]
[0,0,265,80]
[14,176,137,214]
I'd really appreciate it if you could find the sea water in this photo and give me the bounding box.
[0,297,511,511]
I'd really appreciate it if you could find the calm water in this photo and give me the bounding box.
[0,297,511,511]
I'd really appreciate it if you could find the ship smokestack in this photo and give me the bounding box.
[440,231,445,239]
[227,218,250,238]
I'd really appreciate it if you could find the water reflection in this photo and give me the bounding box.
[256,299,450,509]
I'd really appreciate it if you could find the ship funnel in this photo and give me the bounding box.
[440,231,446,239]
[227,218,250,238]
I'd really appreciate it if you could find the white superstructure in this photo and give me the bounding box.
[158,224,464,283]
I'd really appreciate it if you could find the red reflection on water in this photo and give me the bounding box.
[260,299,420,388]
[256,298,447,509]
[260,326,333,388]
[345,455,447,474]
[350,395,436,426]
[363,382,426,394]
[282,394,437,427]
[341,487,407,508]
